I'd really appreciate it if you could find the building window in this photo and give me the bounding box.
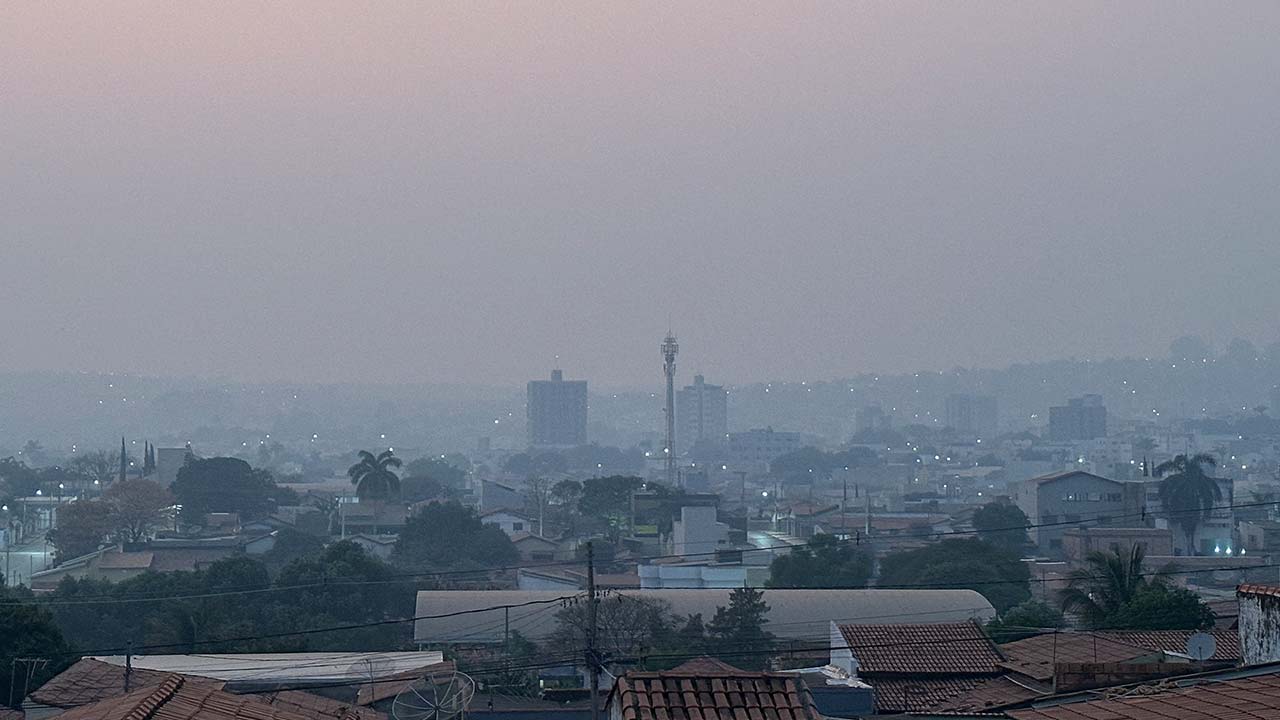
[512,522,523,532]
[1107,493,1121,502]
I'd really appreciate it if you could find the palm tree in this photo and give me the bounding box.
[1058,544,1150,627]
[1155,453,1221,555]
[347,450,402,502]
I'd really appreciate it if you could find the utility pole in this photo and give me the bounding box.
[125,642,133,692]
[586,541,600,720]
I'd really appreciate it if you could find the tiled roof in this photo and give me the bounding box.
[28,658,178,708]
[255,691,385,720]
[55,675,313,720]
[1007,669,1280,720]
[1238,584,1280,599]
[837,622,1003,675]
[865,677,990,713]
[1105,629,1240,662]
[97,551,155,569]
[669,658,745,675]
[1026,471,1118,486]
[610,669,822,720]
[0,709,23,720]
[999,634,1157,682]
[930,674,1049,713]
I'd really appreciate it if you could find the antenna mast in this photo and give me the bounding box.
[661,333,679,487]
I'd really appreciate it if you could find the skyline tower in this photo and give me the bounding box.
[661,332,679,486]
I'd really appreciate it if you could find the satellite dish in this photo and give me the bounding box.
[392,670,475,720]
[1186,632,1216,661]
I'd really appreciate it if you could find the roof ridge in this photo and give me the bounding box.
[122,675,184,720]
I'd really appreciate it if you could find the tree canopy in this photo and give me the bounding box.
[348,450,403,502]
[1058,545,1212,629]
[172,457,283,521]
[878,538,1031,613]
[767,534,872,588]
[394,501,518,570]
[971,500,1030,553]
[1155,453,1221,554]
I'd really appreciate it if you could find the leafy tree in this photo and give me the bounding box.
[503,451,568,477]
[261,527,326,571]
[347,450,403,501]
[1155,454,1221,554]
[971,501,1030,553]
[551,479,583,507]
[767,534,872,588]
[403,457,467,493]
[879,538,1031,613]
[105,478,173,543]
[0,602,69,709]
[1058,545,1210,630]
[47,499,114,561]
[172,457,281,521]
[1105,583,1215,630]
[394,501,518,570]
[707,587,774,670]
[1058,544,1150,627]
[0,456,40,500]
[578,476,642,540]
[986,600,1064,642]
[770,446,877,483]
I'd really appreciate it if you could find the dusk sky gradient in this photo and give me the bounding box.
[3,2,1280,387]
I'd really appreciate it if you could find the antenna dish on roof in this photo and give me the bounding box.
[392,670,475,720]
[1186,632,1216,661]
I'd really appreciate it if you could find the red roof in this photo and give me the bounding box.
[1105,629,1240,662]
[55,675,313,720]
[837,622,1004,675]
[610,669,822,720]
[931,674,1049,713]
[28,658,180,708]
[864,677,991,713]
[1008,669,1280,720]
[998,629,1240,681]
[1238,583,1280,598]
[255,691,385,720]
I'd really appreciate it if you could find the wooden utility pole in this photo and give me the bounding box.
[586,541,600,720]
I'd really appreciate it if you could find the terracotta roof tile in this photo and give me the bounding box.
[29,658,177,708]
[837,622,1003,675]
[1103,629,1239,662]
[612,669,820,720]
[1008,669,1280,720]
[97,552,155,570]
[254,691,385,720]
[865,677,990,713]
[54,676,316,720]
[930,674,1050,712]
[1238,584,1280,598]
[999,629,1240,682]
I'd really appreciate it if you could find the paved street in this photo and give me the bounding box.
[2,535,54,587]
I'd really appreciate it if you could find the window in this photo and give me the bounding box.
[1107,493,1121,502]
[512,522,524,532]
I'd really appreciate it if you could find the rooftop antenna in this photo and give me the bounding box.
[662,332,679,487]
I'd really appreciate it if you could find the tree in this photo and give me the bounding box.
[971,501,1030,553]
[551,479,583,508]
[767,534,872,588]
[394,501,518,570]
[1059,545,1212,630]
[707,587,774,670]
[524,477,552,536]
[1105,582,1215,630]
[105,478,173,543]
[1155,454,1221,554]
[550,594,675,664]
[879,538,1030,613]
[172,457,281,521]
[1058,544,1149,627]
[47,499,114,561]
[986,600,1064,642]
[578,476,642,541]
[67,450,117,489]
[119,437,128,483]
[0,602,69,709]
[402,456,466,498]
[347,450,402,502]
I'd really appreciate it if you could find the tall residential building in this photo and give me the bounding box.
[526,369,587,447]
[944,394,998,437]
[676,374,728,453]
[855,405,890,435]
[1049,394,1107,441]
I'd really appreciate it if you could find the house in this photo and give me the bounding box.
[1060,526,1173,565]
[481,509,536,537]
[24,658,177,719]
[1005,663,1280,720]
[822,621,1005,713]
[85,651,445,692]
[478,480,523,513]
[606,658,825,720]
[47,675,318,720]
[510,531,559,562]
[346,533,398,560]
[28,535,275,590]
[338,501,408,535]
[1014,471,1142,555]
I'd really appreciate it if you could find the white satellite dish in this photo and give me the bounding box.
[1186,632,1216,662]
[392,670,475,720]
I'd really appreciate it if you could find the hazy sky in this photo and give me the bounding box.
[3,2,1280,388]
